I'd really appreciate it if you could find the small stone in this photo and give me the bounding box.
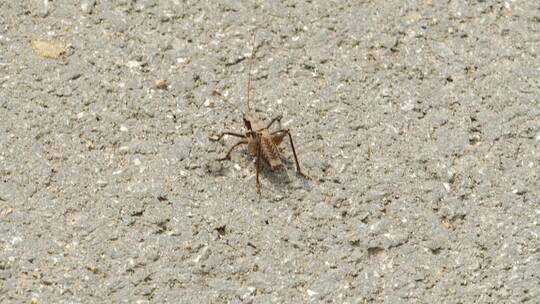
[155,79,168,90]
[203,99,214,107]
[401,102,415,111]
[367,247,386,259]
[206,161,224,174]
[126,61,142,68]
[192,246,210,263]
[443,182,451,192]
[1,208,13,216]
[64,69,82,81]
[37,0,49,17]
[349,233,360,246]
[512,188,528,195]
[81,0,96,14]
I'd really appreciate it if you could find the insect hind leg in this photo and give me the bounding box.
[272,129,310,179]
[255,136,263,193]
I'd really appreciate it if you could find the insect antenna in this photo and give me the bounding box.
[246,32,257,114]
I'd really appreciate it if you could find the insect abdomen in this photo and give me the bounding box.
[260,130,282,170]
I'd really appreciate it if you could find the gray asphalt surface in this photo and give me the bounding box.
[1,1,539,303]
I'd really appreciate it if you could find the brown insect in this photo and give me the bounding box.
[210,37,309,193]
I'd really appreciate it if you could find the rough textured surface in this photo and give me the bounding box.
[1,0,539,303]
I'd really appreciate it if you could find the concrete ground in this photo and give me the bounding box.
[0,0,539,303]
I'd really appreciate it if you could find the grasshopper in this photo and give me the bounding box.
[210,36,309,193]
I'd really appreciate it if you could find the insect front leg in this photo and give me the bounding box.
[262,114,283,130]
[209,132,246,142]
[216,140,248,161]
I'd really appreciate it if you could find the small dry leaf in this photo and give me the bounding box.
[31,40,66,59]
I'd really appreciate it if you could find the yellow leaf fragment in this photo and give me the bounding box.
[31,40,66,59]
